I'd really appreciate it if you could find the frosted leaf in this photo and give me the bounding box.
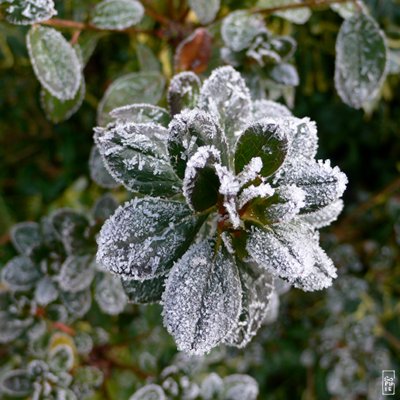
[40,77,85,123]
[0,312,32,343]
[94,122,180,196]
[97,72,165,126]
[335,13,388,109]
[238,182,275,210]
[298,199,344,228]
[257,0,311,24]
[201,373,224,400]
[91,0,144,30]
[168,72,201,116]
[92,194,118,222]
[183,146,221,212]
[122,275,165,304]
[97,197,203,280]
[168,109,228,178]
[129,384,166,400]
[199,66,252,149]
[162,240,241,355]
[58,255,96,293]
[188,0,220,24]
[0,369,33,397]
[10,221,41,256]
[234,120,289,177]
[2,256,41,291]
[263,290,279,324]
[331,1,366,20]
[89,145,120,189]
[276,159,348,212]
[136,43,161,72]
[35,276,58,306]
[56,389,77,400]
[49,344,74,372]
[223,374,259,400]
[95,273,127,315]
[224,263,274,348]
[110,104,170,126]
[74,332,94,355]
[246,224,315,281]
[27,26,81,100]
[252,99,292,120]
[60,289,92,318]
[5,0,57,25]
[221,11,265,52]
[268,63,299,87]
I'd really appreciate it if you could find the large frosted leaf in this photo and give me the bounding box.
[97,72,165,126]
[335,13,387,109]
[257,0,311,24]
[168,72,201,116]
[199,66,252,150]
[188,0,220,24]
[95,273,127,315]
[0,369,33,397]
[129,384,166,400]
[223,374,259,400]
[110,104,170,126]
[221,11,265,52]
[122,275,166,304]
[162,240,242,355]
[91,0,144,30]
[94,122,181,196]
[2,256,41,291]
[4,0,57,25]
[58,255,96,293]
[27,26,81,100]
[10,222,41,256]
[234,120,289,177]
[89,145,120,189]
[97,197,203,280]
[61,289,92,318]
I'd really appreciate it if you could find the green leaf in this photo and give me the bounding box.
[163,240,242,355]
[94,122,181,196]
[335,12,388,109]
[10,222,41,256]
[110,104,170,126]
[234,120,289,177]
[89,145,120,189]
[35,276,59,306]
[129,384,166,400]
[122,275,166,304]
[58,255,96,293]
[188,0,220,24]
[136,42,161,72]
[168,71,201,116]
[4,0,56,25]
[97,197,204,280]
[49,344,74,373]
[0,369,33,397]
[94,273,127,315]
[27,26,81,100]
[91,0,144,30]
[97,72,165,126]
[1,256,41,291]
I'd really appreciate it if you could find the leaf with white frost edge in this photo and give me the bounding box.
[2,256,41,291]
[58,255,96,293]
[27,26,81,100]
[0,312,32,343]
[257,0,311,25]
[0,369,33,397]
[162,240,242,355]
[252,99,292,120]
[129,384,166,400]
[89,146,120,189]
[35,276,58,306]
[97,197,204,280]
[199,66,252,150]
[298,200,344,229]
[61,289,92,318]
[188,0,220,24]
[110,104,170,126]
[95,122,181,196]
[201,373,224,400]
[268,63,299,87]
[122,275,166,304]
[223,374,259,400]
[95,273,127,315]
[11,222,41,256]
[91,0,144,30]
[335,13,387,109]
[49,344,74,372]
[5,0,57,25]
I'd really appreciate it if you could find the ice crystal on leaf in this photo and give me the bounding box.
[94,66,347,355]
[3,0,57,25]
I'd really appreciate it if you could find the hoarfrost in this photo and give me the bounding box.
[188,0,220,24]
[252,99,292,120]
[110,104,170,126]
[35,276,58,306]
[95,273,127,315]
[257,0,311,24]
[10,222,41,256]
[238,183,275,210]
[168,72,201,116]
[298,199,344,228]
[5,0,57,25]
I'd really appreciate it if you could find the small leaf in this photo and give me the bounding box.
[267,63,299,87]
[175,28,212,74]
[0,369,33,397]
[97,197,204,280]
[73,366,104,387]
[97,72,165,126]
[49,344,74,373]
[257,0,311,24]
[91,0,144,30]
[0,312,32,343]
[199,66,252,150]
[58,255,96,293]
[95,273,127,315]
[10,221,41,256]
[168,71,201,116]
[2,256,41,291]
[162,240,242,355]
[89,145,120,189]
[122,275,166,304]
[188,0,220,24]
[4,0,57,25]
[252,99,292,120]
[201,373,224,400]
[335,12,387,109]
[92,194,119,222]
[136,42,161,72]
[221,11,265,52]
[94,122,181,196]
[35,276,58,306]
[235,120,289,177]
[129,384,166,400]
[110,104,170,126]
[27,26,81,100]
[223,374,259,400]
[61,289,92,318]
